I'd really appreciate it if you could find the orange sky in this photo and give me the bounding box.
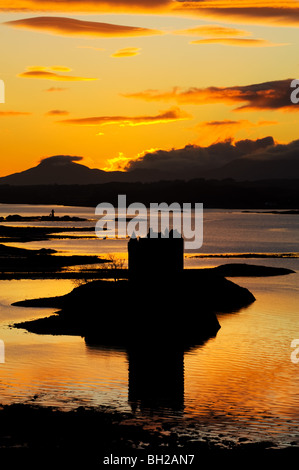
[0,1,299,176]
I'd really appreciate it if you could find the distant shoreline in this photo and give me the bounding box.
[190,253,299,258]
[242,209,299,215]
[0,178,299,209]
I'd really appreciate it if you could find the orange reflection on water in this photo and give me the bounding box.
[0,273,299,445]
[1,335,129,409]
[184,283,299,430]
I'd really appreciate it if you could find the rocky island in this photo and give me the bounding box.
[13,271,255,345]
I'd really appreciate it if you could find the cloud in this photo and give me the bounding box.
[45,109,69,116]
[5,16,162,37]
[44,87,68,92]
[236,137,299,160]
[190,38,287,47]
[111,47,141,58]
[105,136,299,180]
[200,119,277,128]
[174,23,286,47]
[50,66,72,72]
[194,119,278,145]
[103,148,159,171]
[2,1,299,28]
[39,155,83,165]
[121,136,275,174]
[123,79,299,111]
[174,24,251,37]
[19,66,98,82]
[173,1,299,27]
[0,0,170,13]
[197,119,278,135]
[58,107,191,127]
[0,110,31,116]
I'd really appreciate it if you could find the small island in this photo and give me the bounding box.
[3,233,256,343]
[0,213,88,222]
[7,228,294,347]
[0,243,106,276]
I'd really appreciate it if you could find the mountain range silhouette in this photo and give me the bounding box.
[0,155,176,185]
[1,141,299,185]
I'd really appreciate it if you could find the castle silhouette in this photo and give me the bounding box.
[128,229,184,280]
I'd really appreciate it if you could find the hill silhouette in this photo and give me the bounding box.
[0,155,173,185]
[0,155,127,185]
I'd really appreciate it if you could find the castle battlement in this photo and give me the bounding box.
[128,230,184,280]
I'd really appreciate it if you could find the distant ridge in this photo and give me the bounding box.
[0,155,125,185]
[0,155,174,185]
[1,143,299,185]
[203,157,299,181]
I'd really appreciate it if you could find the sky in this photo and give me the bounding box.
[0,0,299,177]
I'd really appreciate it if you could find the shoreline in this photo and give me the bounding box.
[0,403,297,466]
[190,252,299,258]
[0,263,294,281]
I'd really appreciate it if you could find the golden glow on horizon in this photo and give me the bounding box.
[103,148,159,171]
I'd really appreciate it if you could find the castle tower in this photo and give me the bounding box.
[128,230,184,281]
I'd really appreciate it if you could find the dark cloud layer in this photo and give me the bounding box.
[174,2,299,26]
[0,0,170,13]
[126,136,275,175]
[2,1,299,28]
[39,155,83,165]
[122,136,299,181]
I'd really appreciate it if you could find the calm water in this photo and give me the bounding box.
[0,203,298,447]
